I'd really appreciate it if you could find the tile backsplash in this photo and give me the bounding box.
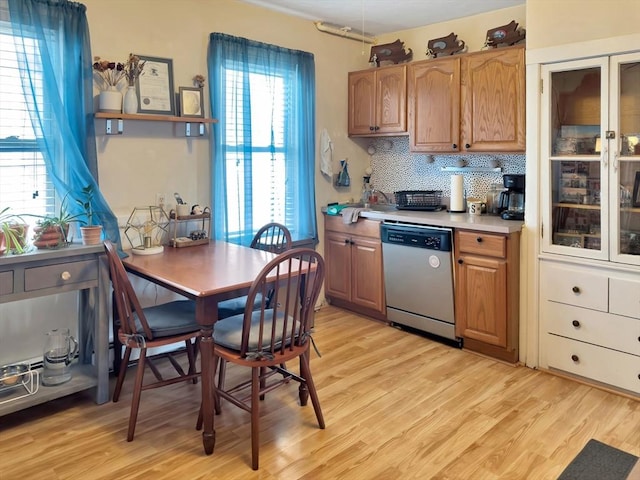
[365,136,526,204]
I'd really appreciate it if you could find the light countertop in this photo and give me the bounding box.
[323,207,523,234]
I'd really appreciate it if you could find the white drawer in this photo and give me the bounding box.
[540,262,608,311]
[545,302,640,355]
[610,277,640,319]
[546,334,640,394]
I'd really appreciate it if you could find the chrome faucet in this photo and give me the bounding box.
[371,187,393,205]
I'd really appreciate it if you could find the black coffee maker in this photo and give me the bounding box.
[499,174,525,220]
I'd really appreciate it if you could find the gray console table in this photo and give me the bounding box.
[0,244,109,415]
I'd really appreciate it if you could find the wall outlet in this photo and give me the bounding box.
[156,193,166,208]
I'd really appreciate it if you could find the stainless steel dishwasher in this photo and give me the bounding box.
[381,221,461,346]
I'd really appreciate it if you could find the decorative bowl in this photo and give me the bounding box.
[0,364,29,387]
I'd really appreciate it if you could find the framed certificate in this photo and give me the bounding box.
[135,55,175,115]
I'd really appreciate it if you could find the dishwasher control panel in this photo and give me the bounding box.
[381,223,452,252]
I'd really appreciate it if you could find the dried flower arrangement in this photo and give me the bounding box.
[124,54,146,87]
[92,57,125,89]
[193,74,205,88]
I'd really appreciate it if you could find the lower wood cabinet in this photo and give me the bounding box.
[454,229,520,362]
[324,215,385,319]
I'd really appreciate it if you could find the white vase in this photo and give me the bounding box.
[123,86,138,114]
[98,87,122,113]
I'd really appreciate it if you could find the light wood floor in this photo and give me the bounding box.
[1,305,638,479]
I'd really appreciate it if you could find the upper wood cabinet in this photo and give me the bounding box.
[348,64,407,136]
[408,45,525,153]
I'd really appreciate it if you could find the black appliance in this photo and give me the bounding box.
[499,174,525,220]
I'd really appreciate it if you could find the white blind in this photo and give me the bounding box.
[0,21,54,220]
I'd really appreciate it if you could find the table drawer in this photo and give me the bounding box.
[540,262,608,312]
[545,301,640,355]
[324,215,380,238]
[457,230,506,258]
[610,277,640,319]
[546,334,640,394]
[24,259,97,291]
[0,270,13,295]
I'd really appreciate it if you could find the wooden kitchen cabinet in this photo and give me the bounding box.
[408,45,525,153]
[454,229,520,362]
[348,64,407,136]
[324,215,385,319]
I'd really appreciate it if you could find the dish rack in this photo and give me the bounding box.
[395,190,444,211]
[0,363,39,405]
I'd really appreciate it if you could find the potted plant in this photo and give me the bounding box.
[75,185,103,245]
[31,195,83,249]
[0,207,29,255]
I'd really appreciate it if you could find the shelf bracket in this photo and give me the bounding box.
[105,119,123,135]
[185,122,205,137]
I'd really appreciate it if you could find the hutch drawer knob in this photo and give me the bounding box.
[476,237,483,243]
[572,286,580,293]
[465,143,471,149]
[571,354,579,362]
[571,320,581,327]
[60,271,71,281]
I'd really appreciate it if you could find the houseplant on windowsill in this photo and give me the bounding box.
[31,195,83,249]
[93,56,125,113]
[0,207,29,256]
[75,185,103,246]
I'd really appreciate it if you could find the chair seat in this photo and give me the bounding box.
[136,301,200,338]
[217,294,263,320]
[214,310,298,352]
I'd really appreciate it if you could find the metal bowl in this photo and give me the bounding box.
[0,364,29,387]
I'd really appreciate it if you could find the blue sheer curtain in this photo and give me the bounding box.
[6,0,119,245]
[208,33,317,245]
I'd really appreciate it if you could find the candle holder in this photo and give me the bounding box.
[124,206,170,255]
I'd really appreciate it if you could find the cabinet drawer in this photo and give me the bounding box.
[546,334,640,394]
[0,270,13,295]
[540,262,608,311]
[24,260,97,291]
[324,215,381,238]
[457,230,506,258]
[610,277,640,319]
[545,301,640,355]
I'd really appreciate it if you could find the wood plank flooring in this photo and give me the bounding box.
[0,305,638,479]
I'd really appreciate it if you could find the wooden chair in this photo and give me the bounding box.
[217,222,292,319]
[104,241,201,441]
[198,247,325,470]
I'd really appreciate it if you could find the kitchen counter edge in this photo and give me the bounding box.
[322,208,523,234]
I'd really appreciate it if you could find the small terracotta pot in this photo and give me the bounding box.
[33,225,70,249]
[80,225,103,245]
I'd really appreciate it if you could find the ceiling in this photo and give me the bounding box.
[237,0,525,37]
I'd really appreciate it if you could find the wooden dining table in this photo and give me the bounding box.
[122,241,277,454]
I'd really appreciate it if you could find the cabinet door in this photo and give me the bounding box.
[348,70,375,135]
[455,254,508,347]
[408,57,460,153]
[375,65,407,134]
[324,231,352,300]
[351,236,384,312]
[461,46,525,152]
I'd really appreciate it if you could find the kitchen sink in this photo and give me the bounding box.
[367,204,398,212]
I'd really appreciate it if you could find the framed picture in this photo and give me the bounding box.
[179,87,204,118]
[135,55,175,115]
[632,171,640,208]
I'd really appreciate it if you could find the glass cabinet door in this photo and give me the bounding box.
[610,53,640,264]
[541,58,608,260]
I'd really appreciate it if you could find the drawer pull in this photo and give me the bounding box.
[476,237,483,243]
[61,271,71,281]
[571,354,579,362]
[571,320,580,327]
[571,286,580,294]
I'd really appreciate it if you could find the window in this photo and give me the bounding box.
[210,33,317,246]
[0,27,53,221]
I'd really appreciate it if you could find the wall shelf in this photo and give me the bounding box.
[440,166,502,173]
[94,112,217,136]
